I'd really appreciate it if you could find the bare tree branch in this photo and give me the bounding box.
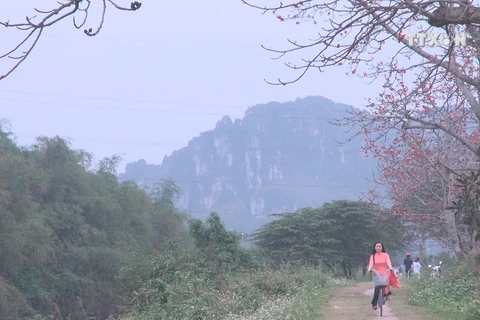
[243,0,480,87]
[0,0,142,80]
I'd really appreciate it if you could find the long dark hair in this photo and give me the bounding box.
[371,242,386,255]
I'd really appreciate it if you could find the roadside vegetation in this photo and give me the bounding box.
[0,129,387,319]
[1,127,478,320]
[405,256,480,320]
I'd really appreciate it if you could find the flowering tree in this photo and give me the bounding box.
[0,0,141,80]
[359,85,479,258]
[243,0,480,258]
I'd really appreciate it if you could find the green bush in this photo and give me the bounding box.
[115,253,336,320]
[407,258,480,320]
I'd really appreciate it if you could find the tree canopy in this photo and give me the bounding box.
[253,200,411,277]
[0,126,186,319]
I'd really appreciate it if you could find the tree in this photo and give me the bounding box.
[149,179,186,248]
[0,0,142,80]
[0,130,191,319]
[188,212,253,271]
[97,154,123,175]
[351,69,480,258]
[150,179,181,206]
[252,207,339,267]
[253,201,410,277]
[321,200,409,277]
[362,109,477,258]
[244,0,480,258]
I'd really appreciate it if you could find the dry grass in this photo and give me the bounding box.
[315,281,447,320]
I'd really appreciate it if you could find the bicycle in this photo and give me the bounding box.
[370,269,391,317]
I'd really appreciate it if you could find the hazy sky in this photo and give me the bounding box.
[0,0,387,172]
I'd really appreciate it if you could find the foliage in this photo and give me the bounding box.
[115,211,345,320]
[252,207,338,267]
[0,128,187,319]
[0,278,34,319]
[117,253,337,320]
[0,126,399,319]
[188,212,257,272]
[407,257,480,320]
[253,200,412,277]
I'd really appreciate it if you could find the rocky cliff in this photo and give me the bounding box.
[119,96,377,231]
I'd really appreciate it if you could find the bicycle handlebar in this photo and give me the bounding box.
[369,269,392,275]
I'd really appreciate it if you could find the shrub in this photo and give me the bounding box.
[407,258,480,320]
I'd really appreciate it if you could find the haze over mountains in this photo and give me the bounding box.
[119,96,377,232]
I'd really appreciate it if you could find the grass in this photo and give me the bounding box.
[388,279,447,320]
[115,266,346,320]
[277,277,350,320]
[403,262,480,320]
[224,276,346,320]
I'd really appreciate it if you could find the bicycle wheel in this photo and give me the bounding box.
[378,290,383,317]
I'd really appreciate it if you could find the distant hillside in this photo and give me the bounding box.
[119,96,377,232]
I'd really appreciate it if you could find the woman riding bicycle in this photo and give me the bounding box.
[367,242,393,310]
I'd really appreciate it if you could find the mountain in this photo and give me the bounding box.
[118,96,377,232]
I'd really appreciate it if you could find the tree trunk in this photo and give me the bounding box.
[471,237,480,271]
[458,224,470,253]
[342,263,348,278]
[441,130,466,260]
[420,236,428,257]
[444,209,466,260]
[443,143,466,260]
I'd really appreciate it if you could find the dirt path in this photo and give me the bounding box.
[316,281,442,320]
[362,288,398,319]
[316,282,399,320]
